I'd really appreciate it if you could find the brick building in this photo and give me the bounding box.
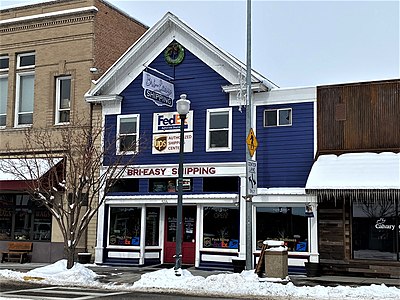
[0,0,147,262]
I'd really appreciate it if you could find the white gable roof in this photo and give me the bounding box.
[85,12,277,98]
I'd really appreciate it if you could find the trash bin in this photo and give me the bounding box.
[264,240,288,279]
[77,252,92,264]
[231,257,246,273]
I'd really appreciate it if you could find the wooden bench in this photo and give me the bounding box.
[1,242,33,264]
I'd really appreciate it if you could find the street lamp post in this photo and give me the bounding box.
[174,94,190,276]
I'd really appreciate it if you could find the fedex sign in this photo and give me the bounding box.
[153,111,193,133]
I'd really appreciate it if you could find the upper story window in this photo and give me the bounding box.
[17,53,35,69]
[55,76,71,124]
[117,114,139,154]
[0,56,9,71]
[206,107,232,152]
[15,53,35,127]
[0,56,9,127]
[264,108,292,127]
[0,75,7,127]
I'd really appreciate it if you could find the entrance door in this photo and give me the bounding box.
[164,206,196,265]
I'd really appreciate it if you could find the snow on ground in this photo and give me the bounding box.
[0,260,399,300]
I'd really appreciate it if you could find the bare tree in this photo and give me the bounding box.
[0,117,139,269]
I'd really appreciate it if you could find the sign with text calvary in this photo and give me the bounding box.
[142,71,174,107]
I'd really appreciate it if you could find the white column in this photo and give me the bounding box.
[139,206,146,265]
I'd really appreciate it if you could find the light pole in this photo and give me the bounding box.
[174,94,190,276]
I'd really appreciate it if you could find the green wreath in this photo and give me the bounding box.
[164,43,185,65]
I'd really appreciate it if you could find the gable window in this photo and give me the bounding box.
[117,114,139,154]
[15,53,35,126]
[0,56,8,127]
[206,107,232,151]
[264,108,292,127]
[55,76,71,124]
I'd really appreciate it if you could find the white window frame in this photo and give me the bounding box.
[206,107,232,152]
[15,71,35,127]
[0,74,8,127]
[55,76,71,124]
[17,52,35,70]
[0,55,9,72]
[263,108,292,127]
[116,114,140,155]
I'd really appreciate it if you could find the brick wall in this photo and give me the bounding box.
[93,0,148,75]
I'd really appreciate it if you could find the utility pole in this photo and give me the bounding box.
[245,0,253,271]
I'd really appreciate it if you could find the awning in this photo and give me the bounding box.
[0,158,63,191]
[305,152,400,200]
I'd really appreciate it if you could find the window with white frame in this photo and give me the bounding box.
[0,56,9,127]
[264,108,292,127]
[117,114,139,154]
[0,56,9,71]
[55,76,71,124]
[15,53,35,126]
[0,76,7,127]
[17,52,35,69]
[206,108,232,151]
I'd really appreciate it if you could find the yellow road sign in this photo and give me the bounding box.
[246,128,258,157]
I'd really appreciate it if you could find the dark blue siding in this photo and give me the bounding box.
[104,47,247,166]
[256,102,314,188]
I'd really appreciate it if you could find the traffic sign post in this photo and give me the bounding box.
[247,160,257,196]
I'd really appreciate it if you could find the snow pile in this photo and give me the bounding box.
[0,260,400,300]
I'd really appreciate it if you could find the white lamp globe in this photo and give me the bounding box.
[176,94,190,116]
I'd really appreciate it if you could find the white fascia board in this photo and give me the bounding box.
[0,6,98,25]
[86,14,172,97]
[229,86,316,106]
[254,86,316,106]
[86,12,277,98]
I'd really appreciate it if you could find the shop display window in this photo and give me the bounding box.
[109,207,141,246]
[352,200,399,261]
[202,207,239,249]
[255,207,308,252]
[149,178,191,192]
[0,194,52,242]
[145,207,160,246]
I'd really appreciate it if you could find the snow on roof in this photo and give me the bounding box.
[306,152,400,190]
[0,158,62,181]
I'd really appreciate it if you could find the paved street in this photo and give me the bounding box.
[0,279,245,300]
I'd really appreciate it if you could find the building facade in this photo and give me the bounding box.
[0,0,147,262]
[306,79,400,278]
[86,13,317,271]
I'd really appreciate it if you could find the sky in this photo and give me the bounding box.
[1,260,400,299]
[1,0,399,88]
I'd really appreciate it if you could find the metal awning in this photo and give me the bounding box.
[0,158,63,191]
[305,152,400,201]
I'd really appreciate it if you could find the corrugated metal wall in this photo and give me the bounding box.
[317,79,400,156]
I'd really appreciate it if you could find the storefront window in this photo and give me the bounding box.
[145,207,160,246]
[108,207,141,246]
[14,208,32,240]
[203,207,239,249]
[0,196,12,240]
[33,209,52,241]
[352,200,399,261]
[0,194,51,242]
[256,207,308,252]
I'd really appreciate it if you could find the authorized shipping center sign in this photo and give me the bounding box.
[152,111,194,154]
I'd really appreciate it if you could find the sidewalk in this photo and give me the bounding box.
[0,262,399,288]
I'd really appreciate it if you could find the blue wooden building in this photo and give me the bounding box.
[85,13,317,271]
